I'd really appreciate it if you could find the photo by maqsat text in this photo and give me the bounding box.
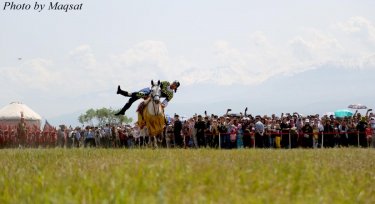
[3,1,83,12]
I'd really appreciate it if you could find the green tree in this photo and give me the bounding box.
[85,108,96,126]
[96,107,110,126]
[78,107,133,126]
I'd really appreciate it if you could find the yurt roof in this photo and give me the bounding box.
[0,102,42,120]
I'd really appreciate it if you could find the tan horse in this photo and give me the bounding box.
[137,80,165,147]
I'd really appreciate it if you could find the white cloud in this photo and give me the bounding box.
[115,41,169,67]
[0,45,112,96]
[204,18,375,85]
[288,28,343,70]
[69,44,97,70]
[110,40,194,88]
[1,59,61,91]
[249,31,272,49]
[3,17,375,98]
[289,37,314,61]
[337,16,375,46]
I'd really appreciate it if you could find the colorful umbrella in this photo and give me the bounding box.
[348,104,367,109]
[334,109,353,118]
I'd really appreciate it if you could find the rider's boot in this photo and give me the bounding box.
[117,85,130,96]
[115,98,135,116]
[115,107,126,116]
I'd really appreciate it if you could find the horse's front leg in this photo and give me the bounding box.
[153,136,158,148]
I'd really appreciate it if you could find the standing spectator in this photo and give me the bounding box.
[218,117,229,148]
[173,115,183,148]
[289,119,298,148]
[79,128,85,147]
[132,125,141,148]
[222,117,232,149]
[338,120,349,147]
[72,128,81,148]
[210,119,220,148]
[66,127,74,148]
[189,117,198,148]
[242,118,252,148]
[195,115,206,148]
[301,119,313,148]
[315,118,324,148]
[204,116,212,147]
[99,127,105,148]
[118,127,127,147]
[84,127,96,147]
[16,116,27,148]
[263,118,271,148]
[356,117,368,147]
[165,125,173,148]
[370,117,375,148]
[236,120,243,148]
[348,121,357,146]
[127,127,134,148]
[280,117,290,149]
[0,129,4,148]
[254,116,264,148]
[312,123,319,148]
[296,118,304,147]
[103,124,111,148]
[365,124,372,147]
[323,119,335,148]
[333,119,341,147]
[112,126,120,148]
[229,124,238,149]
[124,127,131,147]
[270,119,279,148]
[57,125,65,148]
[182,121,191,148]
[94,127,101,147]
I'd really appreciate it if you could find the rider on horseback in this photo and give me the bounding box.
[115,80,180,116]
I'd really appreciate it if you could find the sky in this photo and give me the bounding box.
[1,0,375,126]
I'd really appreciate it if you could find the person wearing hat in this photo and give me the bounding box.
[115,80,180,116]
[301,119,313,148]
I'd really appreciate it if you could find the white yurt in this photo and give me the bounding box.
[0,102,42,128]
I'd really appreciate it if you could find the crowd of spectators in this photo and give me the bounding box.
[170,110,375,149]
[1,109,375,149]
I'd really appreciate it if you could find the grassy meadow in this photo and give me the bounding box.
[0,148,375,204]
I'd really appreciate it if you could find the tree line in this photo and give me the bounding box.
[78,107,133,127]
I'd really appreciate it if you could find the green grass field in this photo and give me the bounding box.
[1,148,374,204]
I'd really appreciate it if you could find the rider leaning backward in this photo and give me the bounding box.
[115,80,180,116]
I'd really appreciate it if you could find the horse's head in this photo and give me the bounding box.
[150,80,161,104]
